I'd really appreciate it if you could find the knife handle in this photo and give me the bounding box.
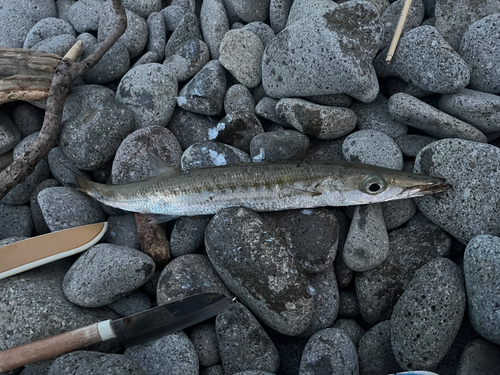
[0,320,115,372]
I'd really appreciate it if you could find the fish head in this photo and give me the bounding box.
[321,162,451,205]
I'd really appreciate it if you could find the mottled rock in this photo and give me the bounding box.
[30,179,60,235]
[286,0,337,27]
[255,97,287,125]
[24,17,75,49]
[67,0,102,33]
[391,257,466,371]
[242,22,275,49]
[122,0,161,18]
[388,93,487,143]
[160,4,191,32]
[166,108,215,150]
[225,84,256,114]
[62,84,115,123]
[299,328,359,375]
[205,207,314,335]
[276,99,356,139]
[189,323,220,367]
[456,338,500,375]
[115,63,177,128]
[0,111,21,154]
[47,146,90,186]
[356,224,451,325]
[250,130,309,162]
[395,134,437,158]
[146,12,166,60]
[414,139,500,243]
[230,0,270,23]
[107,290,152,317]
[463,235,500,344]
[181,141,251,170]
[200,0,229,59]
[331,318,365,348]
[216,303,280,374]
[106,214,141,250]
[381,198,417,230]
[37,187,106,231]
[34,34,75,59]
[380,0,424,48]
[177,60,227,115]
[163,38,211,82]
[375,26,470,94]
[262,0,383,102]
[12,103,44,138]
[269,0,293,33]
[337,291,360,319]
[165,12,202,57]
[0,204,33,240]
[170,216,211,257]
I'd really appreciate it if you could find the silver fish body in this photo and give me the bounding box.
[75,160,450,217]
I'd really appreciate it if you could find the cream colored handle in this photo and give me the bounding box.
[0,320,114,372]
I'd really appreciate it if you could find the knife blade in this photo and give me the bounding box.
[0,222,108,280]
[0,293,232,372]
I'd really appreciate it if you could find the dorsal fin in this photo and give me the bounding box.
[146,151,179,178]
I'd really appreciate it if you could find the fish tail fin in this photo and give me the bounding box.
[61,162,101,196]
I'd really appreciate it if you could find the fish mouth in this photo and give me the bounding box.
[401,181,452,198]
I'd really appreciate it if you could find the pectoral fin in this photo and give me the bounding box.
[147,151,179,178]
[285,186,322,197]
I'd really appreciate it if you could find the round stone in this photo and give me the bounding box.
[181,141,251,171]
[250,130,309,163]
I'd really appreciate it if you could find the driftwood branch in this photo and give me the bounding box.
[0,0,127,201]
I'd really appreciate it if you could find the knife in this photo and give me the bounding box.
[0,292,232,372]
[0,222,108,280]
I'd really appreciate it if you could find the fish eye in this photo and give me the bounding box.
[361,176,387,195]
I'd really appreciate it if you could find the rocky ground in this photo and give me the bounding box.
[1,0,500,374]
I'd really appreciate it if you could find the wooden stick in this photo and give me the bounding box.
[386,0,413,63]
[63,40,84,62]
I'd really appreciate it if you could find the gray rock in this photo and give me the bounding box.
[115,63,177,129]
[12,103,44,138]
[307,94,352,107]
[414,139,500,243]
[242,22,275,49]
[459,14,500,94]
[189,323,220,367]
[435,0,500,51]
[0,260,119,352]
[388,93,487,143]
[250,130,309,162]
[463,235,500,344]
[304,138,345,162]
[124,331,199,375]
[132,52,162,69]
[111,126,182,184]
[106,214,141,250]
[391,257,466,371]
[202,364,225,375]
[337,291,360,319]
[356,224,451,325]
[0,151,13,171]
[200,0,229,59]
[107,290,152,317]
[375,26,470,94]
[30,179,60,235]
[255,97,287,125]
[37,187,106,231]
[276,98,357,139]
[205,207,314,335]
[166,108,215,150]
[329,209,353,289]
[343,203,389,272]
[456,338,500,375]
[0,110,21,154]
[262,1,383,102]
[165,12,202,58]
[48,147,90,186]
[358,320,402,375]
[229,0,270,23]
[380,0,424,48]
[98,0,148,58]
[24,17,75,49]
[381,198,417,230]
[146,12,166,60]
[232,371,275,375]
[331,318,365,348]
[48,351,145,375]
[395,134,437,157]
[59,97,135,170]
[122,0,161,18]
[300,265,339,338]
[163,38,210,82]
[79,34,131,84]
[157,254,232,305]
[219,29,264,88]
[181,141,251,170]
[342,129,404,170]
[286,0,337,27]
[177,60,227,115]
[407,210,433,227]
[208,111,264,153]
[170,216,211,257]
[62,84,115,123]
[63,243,155,307]
[225,84,256,114]
[216,303,280,374]
[0,204,33,240]
[67,0,103,33]
[269,0,293,33]
[299,328,359,375]
[56,0,77,23]
[142,270,161,295]
[160,4,191,32]
[439,88,500,134]
[0,0,57,48]
[349,95,408,139]
[262,208,339,273]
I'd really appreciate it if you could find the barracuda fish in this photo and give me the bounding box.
[74,159,450,220]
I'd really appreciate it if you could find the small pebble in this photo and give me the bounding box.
[63,243,155,307]
[242,22,275,49]
[23,17,75,49]
[255,97,288,126]
[12,103,44,138]
[337,290,360,319]
[225,84,256,115]
[286,0,337,27]
[165,12,202,57]
[380,198,417,230]
[67,0,101,33]
[146,12,166,60]
[189,323,221,367]
[250,130,309,162]
[200,0,229,59]
[331,318,365,349]
[276,98,357,139]
[47,146,90,186]
[62,84,115,123]
[0,204,34,240]
[379,0,424,48]
[229,0,270,23]
[166,108,215,150]
[269,0,293,33]
[163,38,211,82]
[456,338,500,375]
[106,214,141,250]
[160,4,191,32]
[394,134,437,158]
[303,138,345,162]
[216,303,280,374]
[170,215,212,257]
[107,290,152,317]
[122,0,161,19]
[0,111,21,154]
[181,141,251,171]
[30,179,60,235]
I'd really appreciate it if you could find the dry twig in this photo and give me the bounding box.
[386,0,413,63]
[0,0,127,201]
